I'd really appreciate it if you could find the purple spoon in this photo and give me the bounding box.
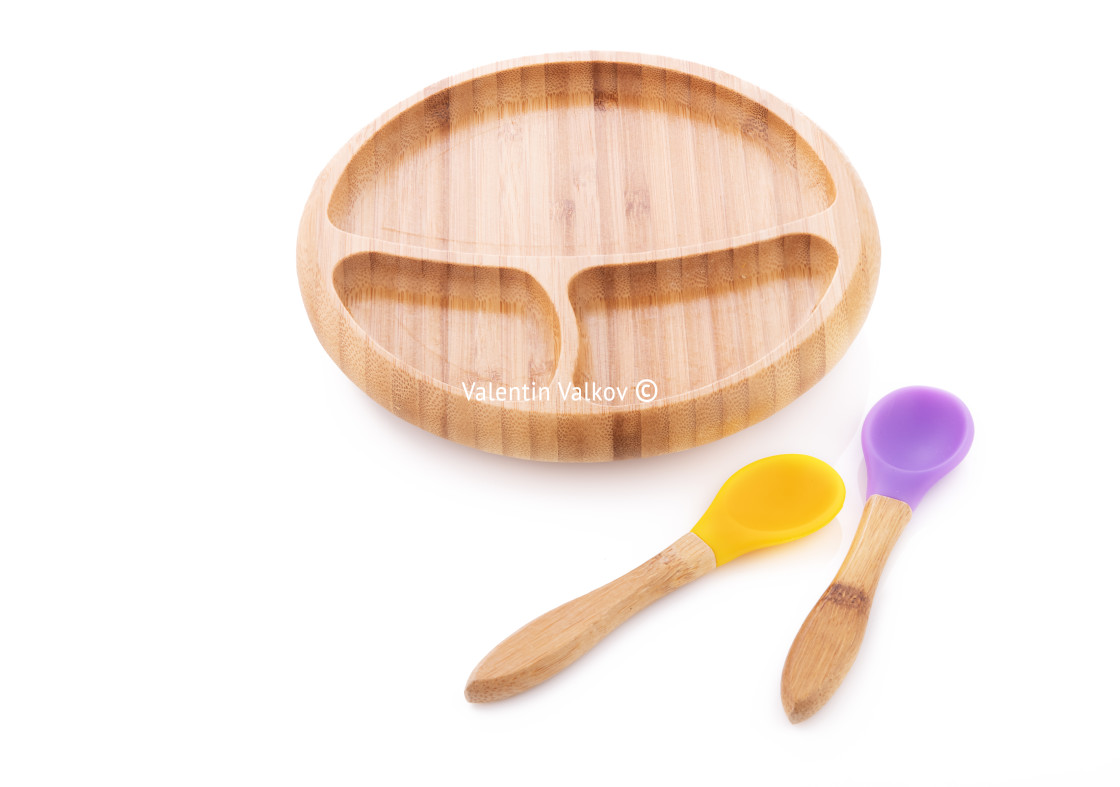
[781,386,973,723]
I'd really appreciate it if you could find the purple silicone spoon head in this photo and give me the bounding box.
[861,386,974,508]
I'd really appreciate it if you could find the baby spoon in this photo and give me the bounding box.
[781,386,974,722]
[466,454,845,702]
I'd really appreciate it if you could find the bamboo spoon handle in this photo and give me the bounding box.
[465,533,717,703]
[781,495,913,723]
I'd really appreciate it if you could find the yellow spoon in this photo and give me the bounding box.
[465,454,845,702]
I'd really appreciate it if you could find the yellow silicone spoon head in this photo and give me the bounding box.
[691,454,845,565]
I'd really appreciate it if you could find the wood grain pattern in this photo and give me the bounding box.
[297,53,880,460]
[781,495,913,723]
[465,533,716,702]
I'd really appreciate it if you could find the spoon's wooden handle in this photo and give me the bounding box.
[465,533,717,702]
[781,495,912,723]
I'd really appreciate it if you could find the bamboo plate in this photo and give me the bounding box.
[297,52,879,461]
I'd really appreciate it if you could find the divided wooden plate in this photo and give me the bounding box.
[297,52,879,461]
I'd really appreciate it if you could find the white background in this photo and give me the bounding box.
[2,1,1118,784]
